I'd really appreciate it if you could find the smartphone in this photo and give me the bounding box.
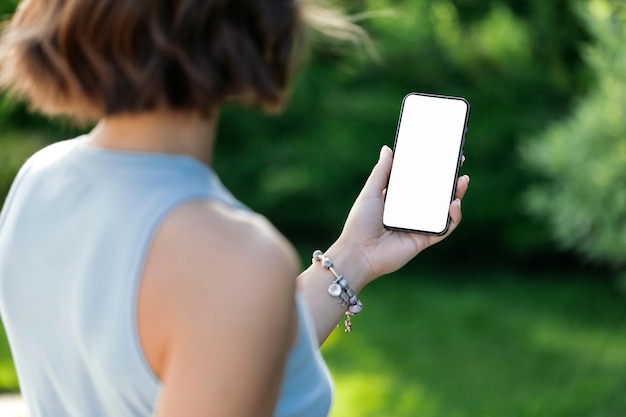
[383,93,470,235]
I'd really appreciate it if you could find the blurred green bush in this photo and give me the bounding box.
[215,0,590,265]
[0,0,16,14]
[521,0,626,273]
[0,0,590,267]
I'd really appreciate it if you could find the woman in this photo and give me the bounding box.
[0,1,469,416]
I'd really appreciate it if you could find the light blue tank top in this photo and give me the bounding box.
[0,138,333,417]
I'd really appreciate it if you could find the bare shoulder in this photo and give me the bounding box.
[138,200,300,383]
[154,200,300,278]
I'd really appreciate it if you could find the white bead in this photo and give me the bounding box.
[328,283,342,297]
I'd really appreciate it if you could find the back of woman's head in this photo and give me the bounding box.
[0,0,306,121]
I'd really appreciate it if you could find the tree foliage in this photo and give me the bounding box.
[215,0,589,264]
[521,0,626,270]
[0,0,590,266]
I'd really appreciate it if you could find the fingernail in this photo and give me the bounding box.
[455,198,461,208]
[379,145,388,159]
[465,175,470,184]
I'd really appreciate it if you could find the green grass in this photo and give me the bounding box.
[1,269,625,416]
[323,269,626,417]
[0,323,18,393]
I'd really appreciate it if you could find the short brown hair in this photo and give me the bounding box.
[0,0,308,121]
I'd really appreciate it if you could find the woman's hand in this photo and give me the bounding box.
[336,145,470,283]
[299,145,469,344]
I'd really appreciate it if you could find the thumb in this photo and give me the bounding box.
[358,145,393,200]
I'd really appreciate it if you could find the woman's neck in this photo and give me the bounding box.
[87,111,218,165]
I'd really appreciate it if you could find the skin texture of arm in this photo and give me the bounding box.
[137,200,300,417]
[298,145,470,344]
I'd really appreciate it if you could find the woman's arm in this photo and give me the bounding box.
[138,201,300,417]
[298,145,470,345]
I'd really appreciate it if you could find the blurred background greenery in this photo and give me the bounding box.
[1,0,625,415]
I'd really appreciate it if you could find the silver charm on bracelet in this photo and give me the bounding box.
[312,250,363,332]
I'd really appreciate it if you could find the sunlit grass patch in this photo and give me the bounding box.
[323,269,626,417]
[0,323,18,393]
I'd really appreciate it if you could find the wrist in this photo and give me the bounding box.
[323,239,374,291]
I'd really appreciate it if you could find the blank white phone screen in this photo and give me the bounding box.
[383,93,469,234]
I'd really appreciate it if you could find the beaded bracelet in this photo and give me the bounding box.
[312,250,363,333]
